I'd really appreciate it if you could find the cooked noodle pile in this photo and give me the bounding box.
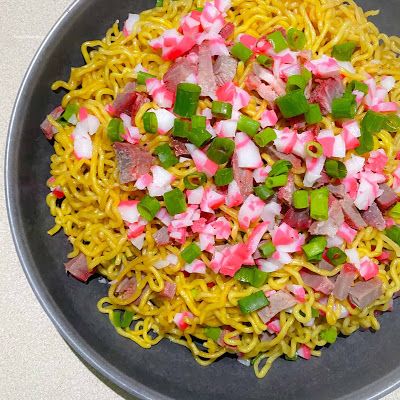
[46,0,400,378]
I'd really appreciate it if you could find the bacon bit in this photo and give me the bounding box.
[173,311,193,330]
[283,208,312,231]
[40,106,64,140]
[226,180,244,207]
[272,223,305,253]
[238,194,265,229]
[118,200,140,224]
[304,55,340,78]
[213,55,238,86]
[287,284,306,303]
[301,271,334,295]
[359,256,379,281]
[377,183,399,209]
[361,201,386,231]
[153,227,170,246]
[211,217,231,239]
[337,222,357,244]
[184,259,207,274]
[198,43,217,97]
[186,144,219,177]
[110,82,137,117]
[64,253,94,283]
[131,93,150,125]
[159,281,176,299]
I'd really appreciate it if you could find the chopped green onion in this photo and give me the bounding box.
[265,174,288,188]
[234,267,256,285]
[332,42,357,61]
[320,326,338,344]
[183,172,207,190]
[305,104,323,124]
[237,115,260,137]
[252,269,269,288]
[120,310,135,329]
[107,118,124,142]
[187,128,212,147]
[211,101,233,119]
[254,185,275,200]
[259,241,276,258]
[356,110,387,154]
[238,291,270,314]
[256,54,273,67]
[301,67,312,83]
[325,159,347,179]
[276,89,309,118]
[310,187,329,221]
[112,311,122,328]
[174,83,201,118]
[311,307,320,318]
[143,111,158,134]
[181,243,201,263]
[137,71,156,85]
[346,80,369,95]
[138,195,161,221]
[173,118,190,138]
[254,128,277,147]
[191,115,206,130]
[384,114,400,132]
[385,225,400,246]
[286,75,307,92]
[287,28,306,50]
[326,247,347,266]
[61,103,79,122]
[164,188,187,216]
[207,137,235,164]
[214,168,234,186]
[332,94,357,119]
[285,354,298,361]
[389,203,400,219]
[156,0,163,7]
[267,31,288,53]
[204,326,221,341]
[154,143,178,168]
[302,236,327,262]
[305,141,323,158]
[293,190,309,209]
[230,42,253,63]
[269,159,292,176]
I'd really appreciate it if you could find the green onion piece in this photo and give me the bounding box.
[259,241,276,258]
[181,243,201,263]
[120,310,134,329]
[285,354,298,361]
[207,137,235,164]
[61,103,79,122]
[156,0,163,7]
[332,42,357,61]
[173,118,190,138]
[332,94,357,119]
[137,71,156,85]
[254,128,277,147]
[187,128,212,148]
[183,172,207,190]
[385,225,400,246]
[143,111,158,134]
[174,83,201,118]
[234,267,256,285]
[211,101,233,119]
[107,118,124,142]
[302,236,327,262]
[286,75,307,92]
[230,42,253,62]
[195,7,204,11]
[191,288,199,298]
[346,80,369,95]
[310,187,329,221]
[293,190,309,209]
[267,31,288,53]
[269,159,293,176]
[238,291,270,314]
[112,311,122,328]
[191,115,206,130]
[384,114,400,132]
[287,28,306,50]
[252,269,269,288]
[204,326,221,341]
[326,247,347,266]
[301,67,312,83]
[154,143,178,168]
[325,159,347,179]
[320,327,338,344]
[237,115,260,137]
[389,203,400,219]
[254,185,275,200]
[164,188,187,216]
[265,174,288,188]
[356,110,387,154]
[276,89,309,118]
[305,104,323,124]
[311,307,320,318]
[138,195,161,221]
[305,141,323,158]
[214,168,234,186]
[256,54,273,67]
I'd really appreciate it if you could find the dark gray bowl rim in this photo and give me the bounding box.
[4,1,400,399]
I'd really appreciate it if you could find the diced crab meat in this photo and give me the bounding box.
[211,217,231,240]
[235,132,263,169]
[303,156,326,187]
[365,149,388,174]
[215,119,237,138]
[148,165,174,197]
[216,82,250,110]
[260,109,278,128]
[200,187,225,213]
[186,144,219,177]
[226,180,244,207]
[148,107,176,134]
[354,171,385,211]
[297,344,312,360]
[287,284,306,303]
[260,201,281,230]
[272,223,305,253]
[342,120,361,150]
[304,55,340,78]
[184,259,207,274]
[337,222,357,244]
[173,311,193,330]
[274,128,297,154]
[187,186,205,205]
[238,194,265,229]
[266,319,281,334]
[130,233,146,250]
[359,256,379,281]
[118,200,140,224]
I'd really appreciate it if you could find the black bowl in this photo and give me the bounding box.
[5,1,400,399]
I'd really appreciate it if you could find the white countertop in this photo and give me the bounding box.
[0,1,399,399]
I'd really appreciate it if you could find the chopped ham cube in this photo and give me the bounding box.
[64,253,94,283]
